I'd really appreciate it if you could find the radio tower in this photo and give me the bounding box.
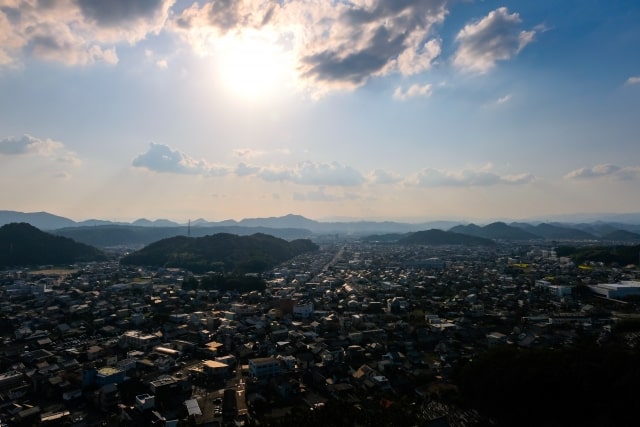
[188,219,191,237]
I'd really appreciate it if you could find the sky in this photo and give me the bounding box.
[1,0,639,224]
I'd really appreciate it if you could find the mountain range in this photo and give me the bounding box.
[1,210,640,248]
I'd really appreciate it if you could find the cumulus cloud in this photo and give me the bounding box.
[2,1,538,95]
[171,0,447,93]
[453,7,535,73]
[0,0,173,67]
[625,76,640,85]
[564,164,640,181]
[132,143,229,175]
[393,83,433,100]
[0,134,63,156]
[406,166,535,187]
[367,169,402,184]
[255,161,364,186]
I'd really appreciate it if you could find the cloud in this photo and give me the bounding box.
[0,134,63,156]
[132,143,229,175]
[258,161,364,186]
[233,148,265,159]
[235,162,260,177]
[406,166,535,187]
[0,0,173,67]
[173,0,276,35]
[496,94,512,104]
[367,169,402,184]
[171,0,447,94]
[293,188,360,202]
[564,164,640,181]
[393,83,433,100]
[625,76,640,85]
[453,7,535,73]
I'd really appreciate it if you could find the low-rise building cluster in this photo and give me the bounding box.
[0,241,639,426]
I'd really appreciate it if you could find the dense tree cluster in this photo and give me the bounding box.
[120,233,318,274]
[0,222,107,267]
[556,245,640,266]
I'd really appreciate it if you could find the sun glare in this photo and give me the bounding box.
[215,32,294,102]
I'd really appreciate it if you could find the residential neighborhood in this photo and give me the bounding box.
[1,240,639,426]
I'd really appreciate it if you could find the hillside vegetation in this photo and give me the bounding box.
[120,232,318,273]
[0,222,107,267]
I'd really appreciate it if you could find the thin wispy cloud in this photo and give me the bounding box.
[565,164,640,181]
[496,94,512,104]
[293,188,360,202]
[406,166,535,187]
[625,76,640,85]
[393,83,433,100]
[258,161,364,187]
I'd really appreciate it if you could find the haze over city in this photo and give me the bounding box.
[1,0,639,223]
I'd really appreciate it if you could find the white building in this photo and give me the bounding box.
[589,281,640,299]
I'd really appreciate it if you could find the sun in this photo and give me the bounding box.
[214,31,294,102]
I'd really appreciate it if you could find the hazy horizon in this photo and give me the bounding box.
[1,1,639,222]
[4,208,640,227]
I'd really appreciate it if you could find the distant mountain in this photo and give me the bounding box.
[0,210,76,230]
[397,229,496,246]
[0,223,107,267]
[511,223,597,240]
[54,224,313,248]
[450,222,539,240]
[361,233,410,243]
[132,218,181,227]
[600,230,640,242]
[4,209,640,245]
[120,233,319,273]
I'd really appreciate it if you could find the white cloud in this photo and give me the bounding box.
[171,0,447,94]
[0,0,173,67]
[233,148,265,159]
[497,94,512,104]
[257,161,364,186]
[453,7,535,73]
[393,83,433,100]
[0,134,63,156]
[565,164,640,181]
[293,188,360,202]
[406,166,535,187]
[132,142,229,176]
[625,76,640,85]
[367,169,402,184]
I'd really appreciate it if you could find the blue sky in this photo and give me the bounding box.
[1,0,639,223]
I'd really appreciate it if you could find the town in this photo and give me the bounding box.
[1,240,639,427]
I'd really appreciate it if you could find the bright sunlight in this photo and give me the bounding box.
[214,31,294,102]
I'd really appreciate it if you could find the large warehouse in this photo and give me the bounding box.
[589,281,640,299]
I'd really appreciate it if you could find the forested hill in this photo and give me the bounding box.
[119,233,319,273]
[0,222,107,267]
